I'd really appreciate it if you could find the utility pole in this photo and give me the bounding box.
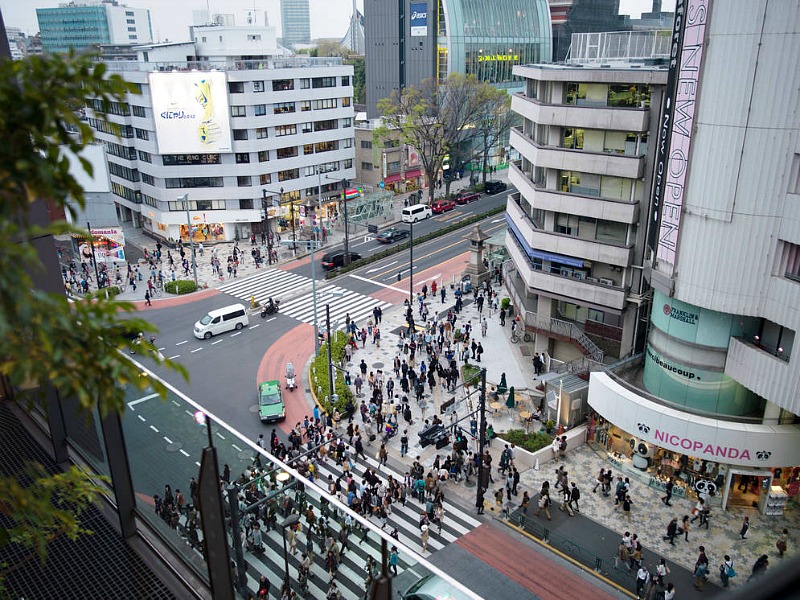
[179,194,198,289]
[326,304,335,405]
[476,368,487,514]
[86,221,102,289]
[408,220,414,304]
[341,178,351,266]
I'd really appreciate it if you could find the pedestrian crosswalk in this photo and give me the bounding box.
[239,448,482,599]
[280,286,392,331]
[218,268,312,307]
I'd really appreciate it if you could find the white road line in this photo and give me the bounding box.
[195,461,201,467]
[184,410,194,416]
[127,392,160,408]
[211,340,223,345]
[249,324,260,329]
[231,332,242,337]
[190,347,203,353]
[232,444,243,452]
[157,346,166,351]
[175,340,188,346]
[179,449,190,457]
[163,436,173,444]
[267,317,277,322]
[349,273,407,293]
[137,415,146,422]
[216,431,225,440]
[168,354,180,360]
[149,425,159,433]
[171,400,180,406]
[368,261,397,273]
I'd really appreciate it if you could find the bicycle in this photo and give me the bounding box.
[510,330,520,343]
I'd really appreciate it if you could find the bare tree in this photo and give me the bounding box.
[473,87,516,185]
[376,74,488,204]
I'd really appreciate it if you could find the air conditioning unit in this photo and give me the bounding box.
[586,277,598,283]
[599,277,614,285]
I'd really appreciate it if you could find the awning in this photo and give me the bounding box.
[384,174,402,184]
[405,168,422,178]
[505,214,586,268]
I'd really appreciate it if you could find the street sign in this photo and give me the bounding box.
[378,181,385,189]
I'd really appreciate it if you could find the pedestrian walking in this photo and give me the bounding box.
[569,482,580,513]
[534,491,551,520]
[776,528,789,557]
[740,515,750,540]
[593,468,605,493]
[663,517,679,545]
[621,495,633,521]
[693,546,709,591]
[635,565,650,599]
[551,437,560,462]
[655,558,670,586]
[664,583,675,600]
[615,541,629,569]
[559,486,574,516]
[719,554,735,588]
[144,289,152,306]
[420,524,430,552]
[680,514,691,541]
[661,477,674,506]
[521,491,531,516]
[747,554,768,582]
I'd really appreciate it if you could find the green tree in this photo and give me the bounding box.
[473,87,516,184]
[0,51,186,581]
[346,55,365,105]
[376,74,488,203]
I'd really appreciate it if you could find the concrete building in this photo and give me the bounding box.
[87,24,355,244]
[36,0,153,54]
[280,0,311,48]
[365,0,552,118]
[505,30,670,365]
[354,116,425,193]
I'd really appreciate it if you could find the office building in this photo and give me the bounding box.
[280,0,311,48]
[354,116,425,192]
[36,0,153,54]
[365,0,552,118]
[87,24,355,244]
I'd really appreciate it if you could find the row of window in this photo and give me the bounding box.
[230,76,351,94]
[90,98,130,117]
[231,98,349,117]
[104,140,136,161]
[108,161,139,182]
[90,118,132,138]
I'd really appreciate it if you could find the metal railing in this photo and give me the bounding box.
[103,57,344,73]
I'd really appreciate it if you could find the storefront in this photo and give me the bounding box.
[588,372,800,515]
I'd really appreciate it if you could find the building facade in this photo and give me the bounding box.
[88,25,355,244]
[505,30,669,364]
[354,117,425,193]
[280,0,311,48]
[36,0,153,54]
[365,0,552,118]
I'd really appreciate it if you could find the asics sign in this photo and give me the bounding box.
[410,2,428,36]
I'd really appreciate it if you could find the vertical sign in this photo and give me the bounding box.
[410,2,428,37]
[655,0,708,265]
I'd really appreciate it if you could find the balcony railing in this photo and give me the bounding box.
[103,57,344,73]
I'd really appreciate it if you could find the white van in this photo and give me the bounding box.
[194,303,249,339]
[402,203,433,223]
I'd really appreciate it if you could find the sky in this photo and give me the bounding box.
[1,0,675,42]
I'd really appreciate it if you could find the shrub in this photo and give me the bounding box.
[164,280,197,295]
[85,285,122,300]
[308,330,353,415]
[461,364,481,387]
[500,297,511,310]
[502,429,553,453]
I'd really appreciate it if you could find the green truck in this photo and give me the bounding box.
[258,380,286,423]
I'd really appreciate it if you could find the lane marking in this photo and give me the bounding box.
[232,444,243,452]
[175,340,188,346]
[168,354,180,360]
[267,317,277,322]
[368,260,397,273]
[211,340,223,345]
[157,346,166,351]
[231,332,242,337]
[190,347,203,353]
[216,432,226,440]
[137,415,146,422]
[195,462,201,467]
[171,400,180,406]
[249,324,260,330]
[184,410,194,416]
[348,274,407,293]
[127,393,160,409]
[149,425,159,433]
[163,436,173,444]
[179,449,190,457]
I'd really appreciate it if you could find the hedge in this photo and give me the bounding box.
[86,285,122,300]
[164,279,197,295]
[326,205,505,279]
[308,330,353,415]
[502,429,553,453]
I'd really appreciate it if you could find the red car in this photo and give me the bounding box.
[454,191,480,205]
[431,199,456,214]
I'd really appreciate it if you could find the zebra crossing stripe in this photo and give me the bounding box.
[218,269,312,304]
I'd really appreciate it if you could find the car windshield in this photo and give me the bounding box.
[199,314,213,325]
[259,390,281,406]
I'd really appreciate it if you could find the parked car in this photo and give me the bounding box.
[258,380,285,423]
[375,227,410,244]
[484,180,508,194]
[321,250,362,270]
[431,199,456,214]
[454,191,480,205]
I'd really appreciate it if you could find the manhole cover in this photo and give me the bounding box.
[372,362,385,369]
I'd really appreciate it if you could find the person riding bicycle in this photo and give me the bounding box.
[266,297,275,311]
[147,278,155,293]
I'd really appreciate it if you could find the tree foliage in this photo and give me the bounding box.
[0,51,187,575]
[473,87,516,184]
[376,74,490,203]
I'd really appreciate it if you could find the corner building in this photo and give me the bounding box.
[587,0,800,515]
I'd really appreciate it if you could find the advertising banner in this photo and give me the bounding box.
[410,2,428,37]
[149,72,232,154]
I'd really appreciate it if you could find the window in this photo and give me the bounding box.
[274,102,295,114]
[387,160,401,172]
[89,118,133,138]
[104,141,136,160]
[343,159,353,169]
[236,153,250,164]
[342,118,352,128]
[342,138,353,149]
[108,162,139,182]
[278,169,299,182]
[275,124,297,137]
[233,129,249,140]
[300,100,312,112]
[360,140,372,149]
[315,140,338,153]
[776,240,800,283]
[361,162,373,171]
[240,199,254,210]
[141,172,155,185]
[314,119,338,132]
[137,150,152,163]
[313,98,338,110]
[258,150,269,162]
[111,182,139,203]
[300,122,313,134]
[342,97,351,107]
[300,79,311,89]
[341,76,350,86]
[162,154,221,166]
[384,139,400,148]
[259,173,272,185]
[247,34,262,41]
[277,146,299,159]
[237,176,252,187]
[132,105,146,117]
[312,77,336,89]
[303,144,314,155]
[164,177,224,188]
[166,199,225,211]
[231,105,247,117]
[256,127,268,139]
[253,81,265,92]
[134,128,149,140]
[228,82,245,93]
[272,79,294,91]
[254,104,267,116]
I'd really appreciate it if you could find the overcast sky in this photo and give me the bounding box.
[2,0,676,42]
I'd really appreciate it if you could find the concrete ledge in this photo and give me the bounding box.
[496,425,588,471]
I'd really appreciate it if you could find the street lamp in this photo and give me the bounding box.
[408,220,414,305]
[281,514,300,595]
[178,194,198,289]
[340,178,350,266]
[302,197,321,354]
[261,189,275,265]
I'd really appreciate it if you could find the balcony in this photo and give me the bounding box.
[725,337,799,414]
[510,126,644,179]
[508,160,639,224]
[506,230,628,311]
[511,93,649,132]
[507,197,633,268]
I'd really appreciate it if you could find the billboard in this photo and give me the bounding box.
[410,2,428,37]
[149,72,232,154]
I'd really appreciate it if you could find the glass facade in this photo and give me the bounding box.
[37,6,111,53]
[437,0,551,86]
[280,0,311,47]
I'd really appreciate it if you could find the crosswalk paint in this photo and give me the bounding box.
[281,286,391,329]
[218,268,312,305]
